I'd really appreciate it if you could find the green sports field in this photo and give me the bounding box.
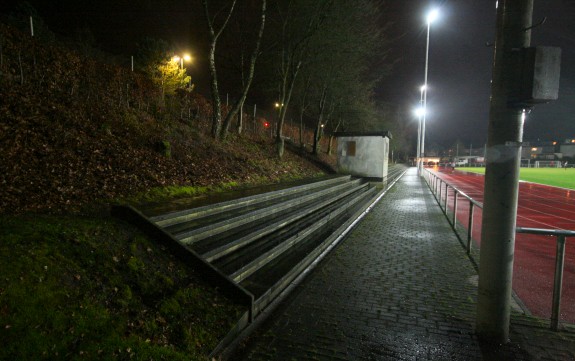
[458,167,575,190]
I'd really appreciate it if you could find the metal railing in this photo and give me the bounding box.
[516,227,575,331]
[425,169,483,255]
[423,168,574,331]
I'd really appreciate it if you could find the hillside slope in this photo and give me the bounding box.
[0,22,330,215]
[0,22,333,360]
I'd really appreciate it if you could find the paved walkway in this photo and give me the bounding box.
[231,168,575,360]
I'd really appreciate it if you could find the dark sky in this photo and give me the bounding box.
[380,0,575,149]
[1,0,574,148]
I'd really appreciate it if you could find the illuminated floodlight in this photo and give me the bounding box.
[427,9,439,25]
[414,107,426,118]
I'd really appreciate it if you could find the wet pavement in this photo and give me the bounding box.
[230,168,575,360]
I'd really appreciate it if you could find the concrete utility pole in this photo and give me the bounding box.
[476,0,534,343]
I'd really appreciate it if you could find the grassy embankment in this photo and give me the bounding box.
[0,21,331,360]
[0,215,246,360]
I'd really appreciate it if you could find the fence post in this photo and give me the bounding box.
[453,192,458,227]
[551,235,566,331]
[438,180,443,208]
[467,202,474,254]
[443,183,449,213]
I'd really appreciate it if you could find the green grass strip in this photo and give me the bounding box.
[458,167,575,190]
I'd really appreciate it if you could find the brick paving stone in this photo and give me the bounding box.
[231,168,575,360]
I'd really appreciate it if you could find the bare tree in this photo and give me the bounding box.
[294,74,313,148]
[202,0,267,140]
[299,0,388,154]
[202,0,237,138]
[271,0,333,157]
[219,0,266,139]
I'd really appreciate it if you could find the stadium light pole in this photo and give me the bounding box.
[420,8,439,175]
[417,85,425,173]
[476,0,534,343]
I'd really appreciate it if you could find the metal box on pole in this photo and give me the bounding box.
[509,46,561,108]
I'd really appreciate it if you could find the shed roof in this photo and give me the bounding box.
[334,131,392,140]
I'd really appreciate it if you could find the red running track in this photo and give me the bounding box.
[428,167,575,324]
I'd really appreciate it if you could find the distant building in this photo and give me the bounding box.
[453,156,485,166]
[521,140,558,160]
[561,138,575,159]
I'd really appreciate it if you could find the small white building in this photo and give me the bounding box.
[560,143,575,158]
[335,131,392,181]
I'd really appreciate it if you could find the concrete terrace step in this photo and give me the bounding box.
[145,175,379,306]
[200,182,370,262]
[121,171,407,302]
[229,187,377,283]
[149,175,351,227]
[211,184,374,275]
[243,187,379,314]
[170,179,364,246]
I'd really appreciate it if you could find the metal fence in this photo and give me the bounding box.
[423,168,575,331]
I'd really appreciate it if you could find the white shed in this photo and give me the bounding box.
[335,131,392,181]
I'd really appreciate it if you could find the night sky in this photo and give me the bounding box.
[382,0,575,149]
[1,0,574,148]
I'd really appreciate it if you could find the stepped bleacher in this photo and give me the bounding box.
[113,165,407,320]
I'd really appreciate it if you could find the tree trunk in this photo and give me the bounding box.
[312,123,322,155]
[298,107,304,148]
[220,0,266,140]
[207,41,222,138]
[202,0,237,139]
[327,117,342,155]
[276,60,301,158]
[236,102,243,134]
[296,76,312,149]
[312,86,328,155]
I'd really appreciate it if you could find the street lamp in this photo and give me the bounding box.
[182,54,191,69]
[172,54,192,69]
[419,8,439,175]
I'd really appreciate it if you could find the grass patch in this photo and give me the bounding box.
[0,215,245,360]
[458,167,575,190]
[122,182,240,204]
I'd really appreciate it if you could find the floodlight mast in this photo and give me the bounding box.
[476,0,534,343]
[418,9,438,174]
[416,86,424,170]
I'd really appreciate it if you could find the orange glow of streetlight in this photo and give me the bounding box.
[172,54,193,69]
